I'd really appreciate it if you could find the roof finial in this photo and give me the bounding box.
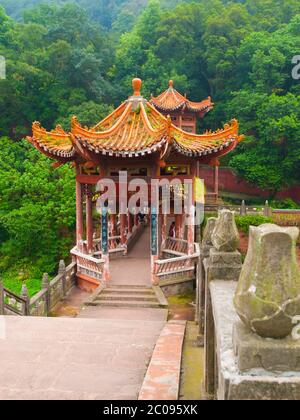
[132,78,142,96]
[169,80,174,89]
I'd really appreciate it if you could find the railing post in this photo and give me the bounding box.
[0,279,4,315]
[42,273,50,315]
[264,200,272,218]
[240,200,247,216]
[21,284,30,316]
[58,260,67,297]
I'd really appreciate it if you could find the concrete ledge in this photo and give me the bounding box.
[76,273,101,293]
[139,321,186,401]
[153,286,169,308]
[159,277,195,297]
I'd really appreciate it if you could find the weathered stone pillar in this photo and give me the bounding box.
[207,210,242,282]
[202,218,217,259]
[21,283,30,316]
[234,224,300,339]
[58,260,67,297]
[199,217,217,336]
[42,273,50,315]
[264,200,272,217]
[0,279,4,315]
[85,185,93,254]
[240,200,246,216]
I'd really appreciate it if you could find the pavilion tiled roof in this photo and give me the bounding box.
[28,78,242,162]
[150,80,214,114]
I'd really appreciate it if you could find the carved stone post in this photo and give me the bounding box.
[233,224,300,375]
[264,200,272,217]
[21,283,30,316]
[234,224,300,339]
[0,279,4,315]
[207,210,242,282]
[42,273,50,315]
[240,200,246,216]
[199,217,217,336]
[58,260,67,297]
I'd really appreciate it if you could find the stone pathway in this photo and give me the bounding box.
[110,226,152,286]
[0,314,166,400]
[0,227,168,400]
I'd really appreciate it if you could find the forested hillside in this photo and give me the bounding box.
[0,0,299,291]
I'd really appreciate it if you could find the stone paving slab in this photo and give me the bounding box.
[0,315,166,400]
[139,321,186,401]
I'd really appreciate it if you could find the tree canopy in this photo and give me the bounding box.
[0,0,299,290]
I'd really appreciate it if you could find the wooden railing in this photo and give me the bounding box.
[163,237,189,256]
[71,247,105,281]
[155,241,200,278]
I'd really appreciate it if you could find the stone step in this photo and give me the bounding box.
[108,285,152,290]
[96,294,158,302]
[90,300,162,309]
[102,289,155,296]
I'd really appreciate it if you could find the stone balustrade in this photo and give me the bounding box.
[203,220,300,400]
[0,261,77,317]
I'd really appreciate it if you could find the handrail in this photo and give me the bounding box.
[71,247,105,264]
[2,287,28,316]
[155,241,200,277]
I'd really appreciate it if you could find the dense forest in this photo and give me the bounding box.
[0,0,299,292]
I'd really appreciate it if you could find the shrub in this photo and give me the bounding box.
[235,215,273,234]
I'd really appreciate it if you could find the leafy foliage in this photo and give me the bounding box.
[235,215,274,233]
[0,137,75,292]
[0,0,299,292]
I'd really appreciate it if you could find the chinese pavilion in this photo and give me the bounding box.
[28,78,242,291]
[151,81,219,200]
[151,80,213,133]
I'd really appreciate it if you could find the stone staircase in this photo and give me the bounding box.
[86,285,168,309]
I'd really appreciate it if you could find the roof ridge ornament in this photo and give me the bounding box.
[132,78,142,96]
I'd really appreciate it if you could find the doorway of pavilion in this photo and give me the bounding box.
[71,174,200,292]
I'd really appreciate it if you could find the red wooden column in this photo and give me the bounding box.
[175,214,184,239]
[76,180,83,247]
[161,213,167,250]
[151,206,159,286]
[134,210,139,228]
[101,208,110,283]
[109,214,117,249]
[85,185,93,254]
[128,211,133,235]
[120,213,127,247]
[214,162,220,202]
[187,205,195,255]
